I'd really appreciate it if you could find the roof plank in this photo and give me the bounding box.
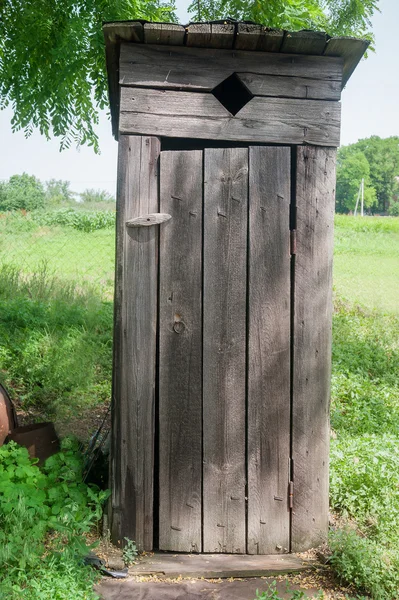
[186,22,235,48]
[235,23,284,52]
[281,30,327,55]
[324,36,369,87]
[144,23,185,45]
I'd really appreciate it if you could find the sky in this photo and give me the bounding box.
[0,0,398,196]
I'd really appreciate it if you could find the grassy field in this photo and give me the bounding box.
[1,212,399,598]
[0,210,115,298]
[334,215,399,313]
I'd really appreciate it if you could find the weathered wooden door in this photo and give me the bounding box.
[158,146,291,554]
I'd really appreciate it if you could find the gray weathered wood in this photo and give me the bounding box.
[144,22,185,46]
[238,72,341,100]
[158,150,203,553]
[186,23,212,47]
[128,552,308,578]
[186,23,235,48]
[281,30,327,55]
[247,147,291,555]
[235,24,284,52]
[324,36,369,87]
[209,23,235,48]
[291,146,336,552]
[119,44,343,90]
[103,22,143,138]
[110,134,160,551]
[126,213,171,227]
[203,148,248,553]
[120,87,341,147]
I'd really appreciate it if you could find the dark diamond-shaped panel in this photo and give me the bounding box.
[211,73,253,116]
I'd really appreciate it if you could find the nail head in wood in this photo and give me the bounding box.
[126,213,172,227]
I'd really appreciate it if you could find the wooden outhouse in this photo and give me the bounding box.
[104,21,367,555]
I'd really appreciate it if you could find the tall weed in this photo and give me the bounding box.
[0,265,112,417]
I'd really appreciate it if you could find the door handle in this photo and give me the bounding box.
[126,213,171,227]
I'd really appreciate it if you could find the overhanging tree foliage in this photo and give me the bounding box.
[0,0,379,151]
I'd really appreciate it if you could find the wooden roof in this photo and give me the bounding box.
[103,21,369,139]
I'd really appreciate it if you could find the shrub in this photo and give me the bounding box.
[0,173,46,212]
[388,201,399,216]
[329,529,399,600]
[33,208,115,232]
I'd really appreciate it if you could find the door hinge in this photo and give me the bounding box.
[289,481,294,509]
[288,457,294,509]
[290,229,297,255]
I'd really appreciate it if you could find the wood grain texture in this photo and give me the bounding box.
[128,552,308,578]
[238,72,341,101]
[247,147,291,555]
[144,23,185,46]
[203,148,248,553]
[235,24,284,52]
[186,23,235,49]
[324,37,369,87]
[103,22,143,138]
[281,30,327,55]
[158,151,203,552]
[120,87,341,147]
[119,44,343,90]
[111,135,160,551]
[126,213,171,227]
[291,146,336,551]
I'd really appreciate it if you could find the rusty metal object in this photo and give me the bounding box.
[6,422,60,465]
[0,383,18,446]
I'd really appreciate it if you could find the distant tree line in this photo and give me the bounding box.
[0,173,115,212]
[336,136,399,216]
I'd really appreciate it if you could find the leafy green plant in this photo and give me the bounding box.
[33,208,115,232]
[388,201,399,216]
[0,438,108,599]
[122,537,138,566]
[0,173,46,212]
[254,581,319,599]
[329,529,399,600]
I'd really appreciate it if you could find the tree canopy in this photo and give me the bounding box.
[336,136,399,214]
[0,0,379,151]
[0,173,46,212]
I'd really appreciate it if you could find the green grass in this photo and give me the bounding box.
[0,264,113,421]
[334,215,399,313]
[330,217,399,598]
[0,211,115,298]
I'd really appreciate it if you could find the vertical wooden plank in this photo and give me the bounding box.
[158,151,203,552]
[203,148,248,553]
[247,147,291,555]
[292,146,336,551]
[111,135,160,551]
